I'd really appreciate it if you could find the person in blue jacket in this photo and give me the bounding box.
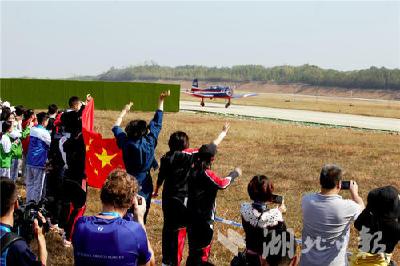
[112,90,170,223]
[26,112,51,203]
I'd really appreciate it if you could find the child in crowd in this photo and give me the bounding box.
[112,90,170,223]
[59,95,91,246]
[14,105,25,131]
[21,109,36,158]
[154,131,195,266]
[155,125,235,266]
[46,104,58,132]
[25,112,51,203]
[0,121,19,178]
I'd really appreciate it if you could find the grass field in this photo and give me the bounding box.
[180,91,400,119]
[27,110,400,265]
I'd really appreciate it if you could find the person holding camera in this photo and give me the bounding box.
[112,90,170,223]
[300,164,365,266]
[0,176,48,266]
[72,169,155,266]
[239,175,298,265]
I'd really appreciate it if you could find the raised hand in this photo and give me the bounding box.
[158,90,170,111]
[125,102,133,112]
[222,122,230,134]
[86,94,93,102]
[160,90,171,99]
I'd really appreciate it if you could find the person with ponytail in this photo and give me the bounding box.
[186,123,242,265]
[350,186,400,266]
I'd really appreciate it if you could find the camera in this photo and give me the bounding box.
[13,198,51,243]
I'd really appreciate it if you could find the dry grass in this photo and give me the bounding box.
[29,110,399,265]
[180,92,400,119]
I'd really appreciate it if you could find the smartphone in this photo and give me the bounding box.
[341,181,351,190]
[137,196,143,205]
[271,194,284,204]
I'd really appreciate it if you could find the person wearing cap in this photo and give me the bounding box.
[300,164,365,266]
[185,123,242,265]
[350,186,400,266]
[112,90,170,224]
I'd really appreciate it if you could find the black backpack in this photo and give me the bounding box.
[1,232,23,261]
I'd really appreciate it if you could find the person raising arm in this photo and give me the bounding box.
[112,91,170,223]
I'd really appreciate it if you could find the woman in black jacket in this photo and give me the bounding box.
[350,185,400,266]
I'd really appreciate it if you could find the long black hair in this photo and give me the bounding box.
[355,186,400,232]
[0,121,12,138]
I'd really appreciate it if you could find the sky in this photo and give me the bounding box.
[1,1,400,78]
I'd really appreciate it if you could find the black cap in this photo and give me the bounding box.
[198,143,217,161]
[367,186,400,219]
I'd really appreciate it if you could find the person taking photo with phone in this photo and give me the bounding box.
[300,164,365,266]
[72,169,155,266]
[239,175,298,266]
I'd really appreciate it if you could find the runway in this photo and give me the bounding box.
[180,101,400,132]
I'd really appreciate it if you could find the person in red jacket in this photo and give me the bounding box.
[21,109,36,157]
[186,123,242,266]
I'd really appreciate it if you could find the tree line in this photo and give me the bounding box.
[85,64,400,91]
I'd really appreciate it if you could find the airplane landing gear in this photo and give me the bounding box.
[201,99,205,107]
[225,100,231,108]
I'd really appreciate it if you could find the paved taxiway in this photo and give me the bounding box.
[180,101,400,132]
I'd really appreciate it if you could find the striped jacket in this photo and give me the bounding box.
[26,125,51,168]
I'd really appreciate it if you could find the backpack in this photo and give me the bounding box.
[1,231,23,266]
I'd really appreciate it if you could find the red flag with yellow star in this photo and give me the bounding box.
[82,99,125,188]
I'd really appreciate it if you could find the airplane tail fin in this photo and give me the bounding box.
[192,79,198,89]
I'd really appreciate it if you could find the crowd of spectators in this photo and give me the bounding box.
[0,95,398,266]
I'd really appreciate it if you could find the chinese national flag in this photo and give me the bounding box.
[82,99,125,188]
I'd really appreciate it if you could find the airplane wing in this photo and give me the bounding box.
[232,93,258,99]
[183,91,215,98]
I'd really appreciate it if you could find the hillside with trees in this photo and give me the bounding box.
[79,64,400,91]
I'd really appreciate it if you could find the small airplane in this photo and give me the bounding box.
[184,79,258,108]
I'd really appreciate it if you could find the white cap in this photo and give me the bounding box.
[2,101,11,108]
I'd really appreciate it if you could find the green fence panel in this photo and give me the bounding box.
[0,78,180,112]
